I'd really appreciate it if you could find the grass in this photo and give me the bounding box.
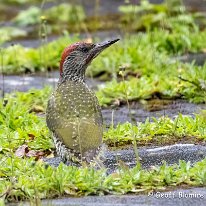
[0,157,206,203]
[2,0,205,42]
[0,0,206,203]
[96,62,206,106]
[1,86,205,153]
[0,80,205,204]
[105,114,206,147]
[119,0,206,32]
[1,87,205,152]
[1,28,206,75]
[0,87,53,153]
[0,34,79,74]
[2,0,43,4]
[13,3,85,27]
[0,27,27,45]
[0,95,206,203]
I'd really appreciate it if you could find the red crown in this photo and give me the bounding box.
[59,42,81,74]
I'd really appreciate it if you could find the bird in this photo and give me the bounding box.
[46,38,119,166]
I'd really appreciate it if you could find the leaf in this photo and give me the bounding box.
[26,150,45,160]
[15,144,29,158]
[64,188,77,195]
[13,6,41,26]
[25,150,37,157]
[46,152,54,159]
[29,105,44,113]
[28,133,35,140]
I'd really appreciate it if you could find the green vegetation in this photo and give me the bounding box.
[1,87,205,153]
[1,28,206,74]
[0,35,79,74]
[1,0,205,44]
[2,0,50,5]
[0,88,206,203]
[119,0,205,31]
[96,62,206,105]
[0,27,27,44]
[1,31,206,105]
[13,6,41,26]
[13,3,85,27]
[1,0,206,204]
[0,87,53,154]
[0,157,206,203]
[105,114,206,146]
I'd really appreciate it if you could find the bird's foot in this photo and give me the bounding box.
[84,144,108,169]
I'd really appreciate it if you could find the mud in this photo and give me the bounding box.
[16,188,206,206]
[173,53,206,66]
[104,144,206,171]
[43,144,206,173]
[102,100,206,126]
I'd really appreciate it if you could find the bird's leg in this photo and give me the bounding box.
[84,144,107,169]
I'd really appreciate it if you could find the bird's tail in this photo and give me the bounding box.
[53,132,107,168]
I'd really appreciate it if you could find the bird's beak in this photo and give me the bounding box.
[86,38,120,64]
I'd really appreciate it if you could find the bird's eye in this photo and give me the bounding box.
[81,47,89,53]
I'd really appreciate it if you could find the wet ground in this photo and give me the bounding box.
[2,30,122,48]
[2,73,204,206]
[2,0,206,21]
[44,144,206,171]
[1,71,206,126]
[1,0,206,48]
[2,1,206,205]
[2,0,205,124]
[8,180,206,206]
[103,100,206,126]
[77,0,206,14]
[35,143,206,206]
[17,188,206,206]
